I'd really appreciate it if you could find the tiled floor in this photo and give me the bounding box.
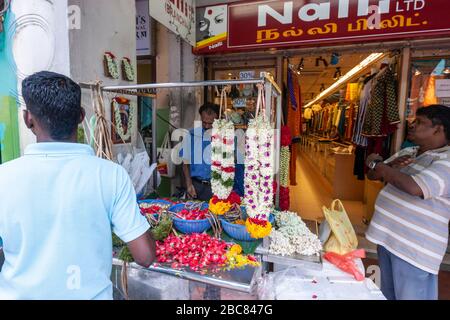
[290,151,366,227]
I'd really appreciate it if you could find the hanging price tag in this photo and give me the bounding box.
[239,71,255,80]
[233,98,247,108]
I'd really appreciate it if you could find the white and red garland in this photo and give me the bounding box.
[211,119,235,200]
[244,115,274,238]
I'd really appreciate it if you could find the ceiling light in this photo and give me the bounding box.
[414,68,422,76]
[304,53,386,109]
[443,61,450,75]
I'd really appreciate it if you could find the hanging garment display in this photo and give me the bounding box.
[423,75,438,106]
[353,146,366,181]
[286,69,302,185]
[303,108,313,120]
[337,103,347,137]
[345,83,360,102]
[287,69,303,138]
[344,104,356,141]
[352,77,374,147]
[362,67,400,137]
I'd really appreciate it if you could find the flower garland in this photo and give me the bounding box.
[113,98,135,142]
[211,119,235,200]
[279,126,292,211]
[269,211,322,256]
[122,57,135,81]
[244,115,274,238]
[209,191,241,215]
[224,244,260,270]
[104,52,119,79]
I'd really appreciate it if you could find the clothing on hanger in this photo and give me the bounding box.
[362,66,400,137]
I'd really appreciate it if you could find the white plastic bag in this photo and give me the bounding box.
[157,132,176,178]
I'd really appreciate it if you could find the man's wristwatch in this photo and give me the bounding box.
[368,159,382,170]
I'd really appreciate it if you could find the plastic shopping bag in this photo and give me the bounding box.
[157,132,175,178]
[323,249,366,281]
[322,199,358,255]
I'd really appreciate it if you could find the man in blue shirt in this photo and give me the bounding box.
[0,71,155,299]
[181,103,219,201]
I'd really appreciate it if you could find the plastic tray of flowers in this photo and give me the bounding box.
[221,208,275,242]
[138,199,173,220]
[169,202,212,234]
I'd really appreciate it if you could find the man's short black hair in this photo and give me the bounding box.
[22,71,82,140]
[198,102,219,116]
[417,105,450,141]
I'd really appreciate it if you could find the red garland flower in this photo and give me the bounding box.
[248,217,269,227]
[227,191,241,205]
[281,126,292,147]
[156,234,229,271]
[279,186,290,211]
[105,51,116,58]
[222,167,235,173]
[211,195,220,205]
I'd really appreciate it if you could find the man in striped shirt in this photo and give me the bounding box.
[365,105,450,300]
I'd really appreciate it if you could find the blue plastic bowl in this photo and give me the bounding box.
[138,199,173,206]
[169,202,212,234]
[138,199,173,219]
[221,211,275,242]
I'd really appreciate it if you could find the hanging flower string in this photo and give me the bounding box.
[104,52,119,79]
[209,191,241,215]
[122,57,135,81]
[209,88,241,215]
[279,126,292,211]
[244,84,274,238]
[211,119,235,200]
[112,97,135,142]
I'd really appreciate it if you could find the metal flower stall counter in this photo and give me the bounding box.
[83,76,325,299]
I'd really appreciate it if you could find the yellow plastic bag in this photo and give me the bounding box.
[322,199,358,255]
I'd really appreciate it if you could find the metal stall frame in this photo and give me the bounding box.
[88,74,283,206]
[82,75,283,293]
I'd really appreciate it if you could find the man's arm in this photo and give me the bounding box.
[371,163,424,197]
[183,163,197,198]
[127,231,156,268]
[366,154,414,181]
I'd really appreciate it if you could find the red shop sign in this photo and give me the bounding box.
[194,0,450,55]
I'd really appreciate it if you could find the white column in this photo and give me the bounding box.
[9,0,70,153]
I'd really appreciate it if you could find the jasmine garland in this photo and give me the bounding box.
[113,99,135,142]
[211,119,235,200]
[244,115,274,221]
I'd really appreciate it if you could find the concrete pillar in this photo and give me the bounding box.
[1,0,71,155]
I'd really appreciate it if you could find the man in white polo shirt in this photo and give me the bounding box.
[366,105,450,300]
[0,71,155,299]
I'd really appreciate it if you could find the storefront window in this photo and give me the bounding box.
[407,57,450,120]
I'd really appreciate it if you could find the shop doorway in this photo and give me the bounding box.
[285,50,400,231]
